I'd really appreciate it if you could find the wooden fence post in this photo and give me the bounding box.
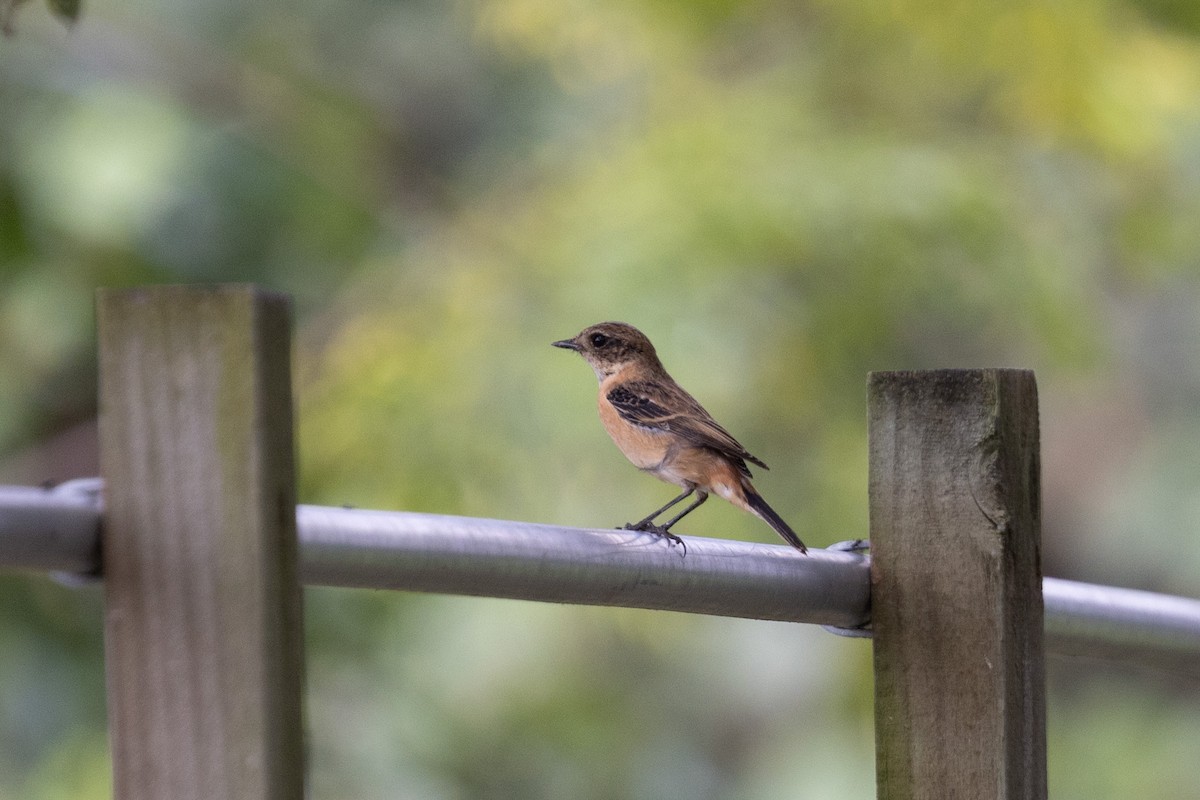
[97,286,305,800]
[869,370,1046,800]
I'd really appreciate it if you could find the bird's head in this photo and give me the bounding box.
[552,321,662,380]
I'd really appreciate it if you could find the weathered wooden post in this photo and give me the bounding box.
[97,286,305,800]
[869,370,1046,799]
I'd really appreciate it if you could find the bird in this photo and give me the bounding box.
[552,321,807,554]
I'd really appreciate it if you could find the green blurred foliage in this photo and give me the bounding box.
[3,0,1200,796]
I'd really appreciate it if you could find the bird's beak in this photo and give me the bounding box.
[552,338,581,351]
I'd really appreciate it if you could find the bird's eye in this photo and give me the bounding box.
[590,332,610,347]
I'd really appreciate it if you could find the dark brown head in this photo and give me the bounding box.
[552,321,663,380]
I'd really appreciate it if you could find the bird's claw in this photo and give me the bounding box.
[620,521,687,555]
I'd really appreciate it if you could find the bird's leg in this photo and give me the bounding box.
[658,491,709,532]
[623,487,695,533]
[621,489,709,554]
[646,492,710,554]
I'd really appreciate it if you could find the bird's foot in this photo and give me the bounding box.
[620,521,687,555]
[827,538,870,553]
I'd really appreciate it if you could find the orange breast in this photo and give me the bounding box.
[596,390,752,505]
[597,393,671,471]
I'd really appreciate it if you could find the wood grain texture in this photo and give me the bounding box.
[98,286,304,800]
[869,370,1046,800]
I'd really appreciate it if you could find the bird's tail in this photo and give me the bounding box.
[743,487,808,554]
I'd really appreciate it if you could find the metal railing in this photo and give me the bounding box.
[5,479,1199,672]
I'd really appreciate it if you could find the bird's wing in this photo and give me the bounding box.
[607,380,768,473]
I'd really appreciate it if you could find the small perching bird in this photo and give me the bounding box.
[552,321,807,554]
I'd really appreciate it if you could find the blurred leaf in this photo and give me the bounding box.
[44,0,77,25]
[0,0,29,36]
[0,0,77,34]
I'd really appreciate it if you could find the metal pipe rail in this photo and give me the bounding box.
[4,481,1200,671]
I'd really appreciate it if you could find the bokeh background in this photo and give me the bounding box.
[2,0,1200,796]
